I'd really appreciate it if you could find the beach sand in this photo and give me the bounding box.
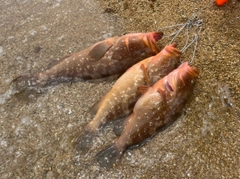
[0,0,239,178]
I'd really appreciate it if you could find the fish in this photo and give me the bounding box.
[12,32,163,94]
[73,44,182,153]
[96,62,199,168]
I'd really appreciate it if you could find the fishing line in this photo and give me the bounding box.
[157,1,215,64]
[157,11,203,64]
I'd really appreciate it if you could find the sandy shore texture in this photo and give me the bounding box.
[0,0,239,178]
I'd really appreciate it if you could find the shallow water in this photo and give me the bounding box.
[0,0,240,178]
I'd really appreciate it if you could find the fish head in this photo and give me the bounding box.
[149,43,182,73]
[120,32,163,57]
[161,43,182,66]
[165,62,199,96]
[141,32,163,54]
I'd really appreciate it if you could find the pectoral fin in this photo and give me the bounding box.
[88,37,118,61]
[157,88,166,104]
[138,85,150,94]
[140,64,150,85]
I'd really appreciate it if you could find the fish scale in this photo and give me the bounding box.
[74,43,182,153]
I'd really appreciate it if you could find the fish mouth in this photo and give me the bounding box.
[143,32,163,54]
[164,43,182,57]
[166,62,199,93]
[152,31,163,42]
[184,62,199,77]
[159,43,182,66]
[179,62,199,81]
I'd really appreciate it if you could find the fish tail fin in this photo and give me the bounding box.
[73,129,97,154]
[11,73,48,101]
[96,142,124,168]
[11,73,40,93]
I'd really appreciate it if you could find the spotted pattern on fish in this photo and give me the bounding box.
[96,62,199,168]
[12,32,163,93]
[74,44,182,152]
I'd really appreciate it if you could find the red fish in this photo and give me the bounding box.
[12,32,163,94]
[96,62,199,168]
[74,44,182,153]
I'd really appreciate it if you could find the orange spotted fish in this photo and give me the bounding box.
[12,32,163,93]
[96,62,199,168]
[74,44,182,153]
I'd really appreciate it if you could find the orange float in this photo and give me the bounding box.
[216,0,228,6]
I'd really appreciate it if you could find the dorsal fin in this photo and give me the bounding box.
[89,97,105,115]
[88,37,118,61]
[138,85,150,94]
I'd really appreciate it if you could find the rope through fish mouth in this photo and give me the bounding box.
[157,12,204,64]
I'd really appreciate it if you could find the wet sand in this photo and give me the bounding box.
[0,0,239,178]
